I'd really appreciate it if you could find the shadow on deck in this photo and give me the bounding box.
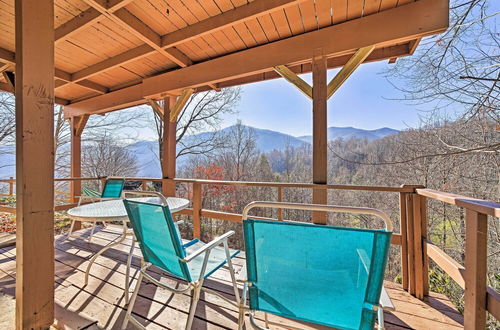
[0,227,464,329]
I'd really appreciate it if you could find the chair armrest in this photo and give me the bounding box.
[182,231,235,263]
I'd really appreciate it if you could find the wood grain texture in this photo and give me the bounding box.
[15,0,55,328]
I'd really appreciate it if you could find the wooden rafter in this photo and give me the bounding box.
[57,0,307,89]
[147,99,164,117]
[0,46,108,95]
[64,0,448,117]
[170,89,194,122]
[274,65,312,99]
[327,45,375,99]
[55,7,101,43]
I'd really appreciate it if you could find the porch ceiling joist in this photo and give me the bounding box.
[60,0,306,88]
[0,46,108,95]
[64,0,448,118]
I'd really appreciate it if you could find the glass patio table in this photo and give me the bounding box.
[67,196,189,303]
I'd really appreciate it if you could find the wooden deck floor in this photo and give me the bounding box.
[0,227,464,329]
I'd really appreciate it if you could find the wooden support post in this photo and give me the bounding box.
[464,210,488,329]
[161,97,177,196]
[312,49,328,224]
[192,182,202,239]
[399,192,409,291]
[277,187,283,221]
[15,0,55,328]
[141,180,147,191]
[70,117,82,231]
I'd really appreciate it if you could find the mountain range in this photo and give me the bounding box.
[128,125,399,177]
[0,125,399,178]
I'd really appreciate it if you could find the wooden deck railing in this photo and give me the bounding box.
[1,176,499,328]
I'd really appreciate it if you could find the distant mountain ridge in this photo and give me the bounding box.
[0,125,399,178]
[297,126,399,143]
[128,125,399,177]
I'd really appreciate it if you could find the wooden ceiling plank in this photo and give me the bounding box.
[58,0,306,90]
[64,0,448,115]
[274,64,312,98]
[161,0,306,48]
[327,45,375,99]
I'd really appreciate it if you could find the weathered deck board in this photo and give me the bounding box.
[0,227,464,329]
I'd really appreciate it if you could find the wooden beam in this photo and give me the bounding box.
[327,45,375,99]
[55,7,101,42]
[58,0,307,89]
[0,46,108,95]
[170,88,194,122]
[142,0,448,99]
[82,0,193,67]
[147,99,163,117]
[311,49,328,225]
[65,0,449,115]
[15,0,55,328]
[64,44,411,116]
[274,65,312,99]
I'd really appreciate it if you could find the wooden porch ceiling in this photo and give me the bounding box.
[0,0,448,117]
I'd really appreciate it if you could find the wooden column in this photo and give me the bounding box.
[312,49,328,224]
[70,117,82,231]
[15,0,55,328]
[162,97,177,196]
[464,210,488,329]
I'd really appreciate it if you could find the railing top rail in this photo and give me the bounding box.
[417,188,500,217]
[1,176,418,192]
[172,178,415,192]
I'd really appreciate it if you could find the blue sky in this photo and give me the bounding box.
[218,60,423,137]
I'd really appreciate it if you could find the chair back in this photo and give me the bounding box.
[243,203,392,330]
[123,199,191,282]
[101,178,125,198]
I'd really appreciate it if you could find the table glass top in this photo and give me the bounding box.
[67,197,189,220]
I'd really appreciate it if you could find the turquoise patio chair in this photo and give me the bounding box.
[238,202,394,330]
[122,193,241,330]
[67,177,125,241]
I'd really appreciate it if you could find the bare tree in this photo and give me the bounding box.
[385,0,499,153]
[82,134,138,178]
[150,87,241,164]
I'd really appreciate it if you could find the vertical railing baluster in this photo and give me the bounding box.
[277,187,283,221]
[464,209,488,329]
[192,182,202,239]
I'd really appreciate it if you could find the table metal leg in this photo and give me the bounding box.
[84,221,128,286]
[125,237,136,305]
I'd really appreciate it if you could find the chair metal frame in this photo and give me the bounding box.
[238,201,395,330]
[121,191,241,330]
